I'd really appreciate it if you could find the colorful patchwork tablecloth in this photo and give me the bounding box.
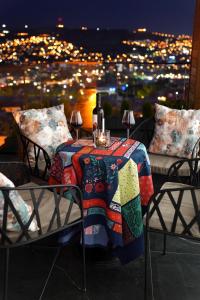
[49,137,154,263]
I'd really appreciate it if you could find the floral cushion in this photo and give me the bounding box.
[13,104,72,160]
[149,104,200,158]
[0,172,37,232]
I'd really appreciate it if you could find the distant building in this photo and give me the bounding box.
[56,17,64,29]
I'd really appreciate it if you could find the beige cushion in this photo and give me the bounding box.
[149,153,190,176]
[148,182,200,238]
[7,182,81,242]
[149,104,200,158]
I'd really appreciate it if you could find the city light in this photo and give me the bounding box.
[136,28,147,32]
[0,29,192,112]
[158,96,167,102]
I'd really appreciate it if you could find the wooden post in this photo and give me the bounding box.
[189,0,200,108]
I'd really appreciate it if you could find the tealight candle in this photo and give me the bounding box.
[95,130,107,147]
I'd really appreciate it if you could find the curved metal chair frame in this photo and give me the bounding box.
[144,184,200,299]
[0,162,86,300]
[20,133,51,180]
[167,157,200,185]
[14,119,92,180]
[130,118,200,187]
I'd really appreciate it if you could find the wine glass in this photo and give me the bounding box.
[70,110,83,142]
[122,110,135,138]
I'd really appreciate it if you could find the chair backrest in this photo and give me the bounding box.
[0,184,83,248]
[13,116,51,180]
[20,133,51,179]
[146,185,200,240]
[130,117,155,149]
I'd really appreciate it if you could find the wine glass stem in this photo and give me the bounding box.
[76,128,79,141]
[127,128,130,139]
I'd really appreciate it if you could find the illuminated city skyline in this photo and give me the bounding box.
[0,0,195,148]
[0,0,195,35]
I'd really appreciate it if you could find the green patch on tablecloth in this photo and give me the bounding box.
[122,195,143,238]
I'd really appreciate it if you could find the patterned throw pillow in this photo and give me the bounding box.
[13,104,72,160]
[0,172,37,232]
[149,104,200,158]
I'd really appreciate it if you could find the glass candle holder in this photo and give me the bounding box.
[94,130,107,148]
[105,130,111,147]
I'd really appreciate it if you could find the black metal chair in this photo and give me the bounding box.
[0,162,86,300]
[14,120,92,181]
[130,118,200,190]
[144,180,200,299]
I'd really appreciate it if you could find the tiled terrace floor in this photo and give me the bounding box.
[1,233,200,300]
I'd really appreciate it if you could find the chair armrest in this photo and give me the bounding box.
[146,184,200,238]
[20,134,51,180]
[0,183,84,246]
[167,157,200,185]
[129,117,155,148]
[0,161,31,185]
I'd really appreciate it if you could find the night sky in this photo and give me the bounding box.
[0,0,196,34]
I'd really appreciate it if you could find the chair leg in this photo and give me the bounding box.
[162,233,167,255]
[144,230,155,300]
[81,222,87,292]
[144,228,149,300]
[3,248,10,300]
[38,247,61,300]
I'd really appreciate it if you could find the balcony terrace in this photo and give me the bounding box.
[1,1,200,299]
[1,59,200,299]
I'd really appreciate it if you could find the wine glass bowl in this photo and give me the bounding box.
[70,110,83,141]
[122,110,135,138]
